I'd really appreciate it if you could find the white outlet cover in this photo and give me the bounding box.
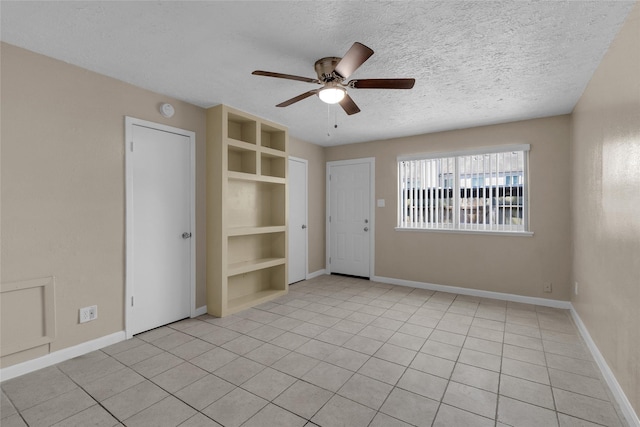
[79,305,98,323]
[79,307,90,323]
[377,199,385,207]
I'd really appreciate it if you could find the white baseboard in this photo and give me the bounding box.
[372,275,572,309]
[307,269,328,280]
[0,331,126,383]
[570,307,640,427]
[193,305,208,317]
[2,306,209,383]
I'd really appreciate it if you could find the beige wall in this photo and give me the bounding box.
[326,116,572,300]
[0,43,207,367]
[289,136,326,275]
[571,3,640,414]
[3,11,638,417]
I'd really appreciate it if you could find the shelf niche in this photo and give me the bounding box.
[228,145,257,174]
[261,153,286,179]
[227,232,285,274]
[227,265,286,312]
[226,180,285,229]
[260,123,286,152]
[228,112,257,145]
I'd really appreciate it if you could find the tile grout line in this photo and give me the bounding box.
[427,295,465,427]
[537,308,562,427]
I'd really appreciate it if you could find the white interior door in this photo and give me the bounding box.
[328,160,373,278]
[288,157,308,284]
[126,119,194,336]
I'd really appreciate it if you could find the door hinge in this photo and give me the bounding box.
[329,174,332,181]
[130,141,134,152]
[131,296,134,306]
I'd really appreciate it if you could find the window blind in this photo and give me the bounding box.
[398,146,529,233]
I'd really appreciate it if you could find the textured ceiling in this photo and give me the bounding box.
[0,1,635,146]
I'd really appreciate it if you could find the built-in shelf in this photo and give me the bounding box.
[260,146,287,158]
[227,171,257,182]
[227,171,285,184]
[206,104,288,318]
[227,289,287,315]
[227,226,286,236]
[228,257,286,276]
[228,139,258,151]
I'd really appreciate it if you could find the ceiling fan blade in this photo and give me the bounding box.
[276,90,318,107]
[350,78,416,89]
[334,42,374,79]
[252,70,320,84]
[339,94,361,115]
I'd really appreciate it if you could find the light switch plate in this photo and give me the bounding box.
[377,199,385,207]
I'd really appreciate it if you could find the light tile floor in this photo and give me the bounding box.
[1,275,629,427]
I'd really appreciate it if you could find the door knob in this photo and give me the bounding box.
[301,224,307,229]
[364,227,369,232]
[182,232,192,239]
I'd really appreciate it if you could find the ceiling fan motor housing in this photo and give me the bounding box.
[314,57,343,82]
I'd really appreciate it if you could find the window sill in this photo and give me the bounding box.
[395,227,534,237]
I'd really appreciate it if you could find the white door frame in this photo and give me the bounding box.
[289,156,309,282]
[326,157,375,278]
[124,117,196,339]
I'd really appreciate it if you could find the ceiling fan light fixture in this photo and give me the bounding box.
[318,87,346,104]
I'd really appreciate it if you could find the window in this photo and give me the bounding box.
[397,144,530,233]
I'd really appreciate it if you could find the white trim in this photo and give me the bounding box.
[125,117,197,339]
[307,269,328,280]
[0,331,125,383]
[326,158,375,279]
[398,143,531,162]
[288,156,309,282]
[370,161,376,279]
[371,275,571,309]
[193,306,208,317]
[570,308,640,427]
[522,145,530,231]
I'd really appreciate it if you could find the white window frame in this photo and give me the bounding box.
[396,144,533,236]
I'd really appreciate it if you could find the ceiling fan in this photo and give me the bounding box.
[252,42,415,115]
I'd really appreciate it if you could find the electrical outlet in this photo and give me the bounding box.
[79,305,98,323]
[543,283,552,293]
[574,281,579,295]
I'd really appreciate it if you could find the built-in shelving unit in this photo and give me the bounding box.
[206,105,288,317]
